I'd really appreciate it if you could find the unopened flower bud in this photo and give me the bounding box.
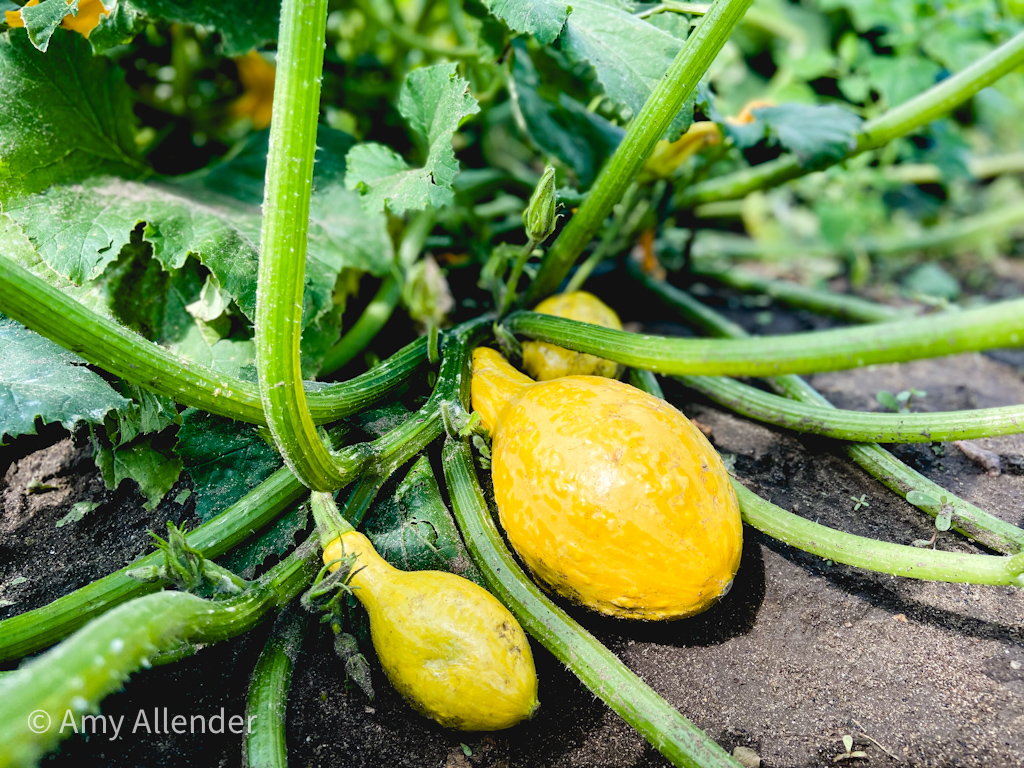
[523,166,557,242]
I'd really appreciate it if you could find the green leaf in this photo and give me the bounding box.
[92,432,182,512]
[0,316,131,444]
[559,0,691,133]
[901,262,961,301]
[7,174,391,330]
[18,0,79,52]
[56,500,100,528]
[175,409,282,522]
[93,0,280,56]
[220,504,308,579]
[483,0,568,44]
[725,104,863,169]
[865,55,941,110]
[0,29,142,205]
[511,40,624,187]
[364,456,484,583]
[345,62,480,214]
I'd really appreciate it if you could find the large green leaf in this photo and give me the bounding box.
[483,0,568,44]
[0,29,142,205]
[511,41,624,187]
[725,104,863,169]
[345,63,481,214]
[0,316,131,444]
[89,0,279,55]
[559,0,691,132]
[92,432,183,512]
[364,456,484,583]
[6,173,392,327]
[175,409,282,522]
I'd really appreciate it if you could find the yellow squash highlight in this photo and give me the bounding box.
[323,531,539,730]
[521,291,623,381]
[471,347,743,620]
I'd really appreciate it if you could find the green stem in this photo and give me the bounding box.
[311,491,356,547]
[637,271,1024,554]
[0,256,428,425]
[734,482,1024,586]
[563,184,642,294]
[0,464,307,662]
[680,375,1024,443]
[0,540,319,768]
[690,266,912,324]
[526,0,753,302]
[499,238,541,317]
[502,296,1024,376]
[442,438,741,768]
[245,611,305,768]
[0,322,486,662]
[680,30,1024,206]
[883,151,1024,184]
[320,275,401,376]
[690,202,1024,262]
[256,0,345,491]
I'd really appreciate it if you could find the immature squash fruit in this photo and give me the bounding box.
[521,291,623,381]
[471,347,742,620]
[323,531,539,730]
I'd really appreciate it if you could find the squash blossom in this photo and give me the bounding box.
[231,51,276,130]
[5,0,108,37]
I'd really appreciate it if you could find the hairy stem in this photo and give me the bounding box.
[244,611,305,768]
[0,256,428,424]
[256,0,344,490]
[320,275,401,376]
[0,541,319,768]
[734,482,1024,586]
[502,297,1024,376]
[680,375,1024,443]
[526,0,753,301]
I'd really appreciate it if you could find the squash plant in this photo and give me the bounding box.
[1,0,1024,766]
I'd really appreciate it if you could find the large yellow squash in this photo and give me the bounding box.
[471,347,742,620]
[323,530,539,730]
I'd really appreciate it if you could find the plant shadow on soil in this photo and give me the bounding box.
[3,275,1024,767]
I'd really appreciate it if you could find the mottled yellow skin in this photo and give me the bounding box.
[323,531,538,730]
[472,347,742,620]
[521,292,623,381]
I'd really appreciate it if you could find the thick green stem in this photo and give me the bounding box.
[734,482,1024,586]
[689,266,912,324]
[320,275,401,376]
[502,296,1024,376]
[442,438,740,768]
[0,322,486,662]
[244,611,305,768]
[256,0,343,491]
[680,30,1024,206]
[526,0,753,301]
[0,541,319,768]
[564,184,643,294]
[637,272,1024,554]
[0,256,428,425]
[680,375,1024,443]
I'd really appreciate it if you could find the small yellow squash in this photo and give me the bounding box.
[471,347,742,620]
[521,291,623,381]
[323,531,539,730]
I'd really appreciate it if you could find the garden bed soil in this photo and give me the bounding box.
[2,289,1023,768]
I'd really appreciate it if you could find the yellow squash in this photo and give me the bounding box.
[323,531,538,730]
[471,347,742,620]
[521,291,623,381]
